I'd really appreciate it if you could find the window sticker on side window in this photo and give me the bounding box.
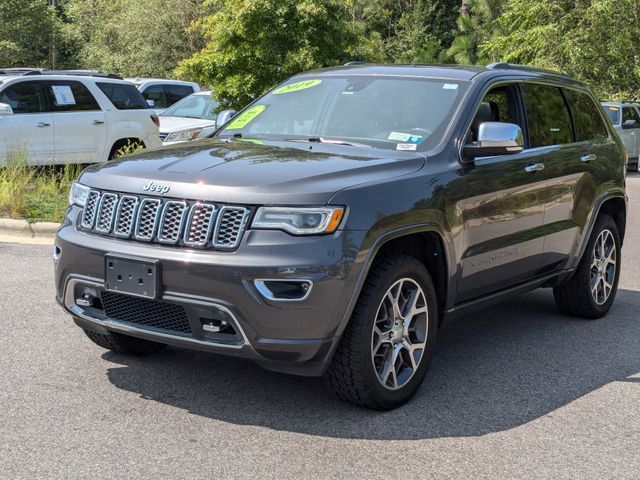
[225,105,266,129]
[51,85,76,105]
[443,83,459,90]
[388,132,424,143]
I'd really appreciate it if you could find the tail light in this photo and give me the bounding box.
[150,114,160,127]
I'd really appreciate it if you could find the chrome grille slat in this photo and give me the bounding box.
[79,190,248,250]
[183,203,217,247]
[94,193,118,233]
[113,196,138,238]
[134,198,162,241]
[157,201,187,244]
[80,190,101,230]
[213,206,250,249]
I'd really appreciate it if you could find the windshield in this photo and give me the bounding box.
[162,93,219,120]
[218,76,468,150]
[604,106,620,125]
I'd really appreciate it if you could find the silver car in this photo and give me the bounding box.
[602,102,640,170]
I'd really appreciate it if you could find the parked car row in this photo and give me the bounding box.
[0,69,207,166]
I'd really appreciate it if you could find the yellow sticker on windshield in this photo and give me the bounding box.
[273,79,322,95]
[225,105,266,130]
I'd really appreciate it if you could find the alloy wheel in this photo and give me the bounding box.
[590,229,617,306]
[371,278,428,390]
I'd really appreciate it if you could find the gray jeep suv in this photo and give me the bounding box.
[55,63,627,409]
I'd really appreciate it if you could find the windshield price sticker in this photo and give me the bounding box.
[388,132,423,143]
[225,105,266,129]
[51,85,76,105]
[273,79,322,95]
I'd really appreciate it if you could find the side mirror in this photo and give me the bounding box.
[0,102,14,116]
[216,109,237,127]
[146,99,155,107]
[463,122,524,160]
[622,119,638,129]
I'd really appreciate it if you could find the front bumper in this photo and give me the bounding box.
[54,207,365,376]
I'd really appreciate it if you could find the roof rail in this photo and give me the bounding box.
[0,67,44,76]
[23,69,123,80]
[486,62,571,78]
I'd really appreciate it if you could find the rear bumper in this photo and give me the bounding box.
[54,207,366,376]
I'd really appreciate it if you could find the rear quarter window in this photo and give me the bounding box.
[97,82,149,110]
[563,89,608,141]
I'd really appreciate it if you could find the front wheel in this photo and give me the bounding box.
[325,255,438,409]
[553,214,621,318]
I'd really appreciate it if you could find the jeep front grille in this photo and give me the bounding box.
[80,189,250,250]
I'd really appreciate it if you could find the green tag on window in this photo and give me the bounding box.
[273,79,322,95]
[225,105,266,129]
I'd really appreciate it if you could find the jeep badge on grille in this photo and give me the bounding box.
[143,181,170,195]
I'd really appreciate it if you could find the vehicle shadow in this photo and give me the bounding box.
[104,288,640,440]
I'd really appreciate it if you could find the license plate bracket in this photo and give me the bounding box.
[104,254,161,299]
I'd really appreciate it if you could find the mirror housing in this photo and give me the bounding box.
[0,103,14,116]
[622,119,638,129]
[463,122,524,160]
[216,109,237,127]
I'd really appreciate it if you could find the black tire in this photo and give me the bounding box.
[325,254,438,410]
[553,214,621,319]
[83,328,166,356]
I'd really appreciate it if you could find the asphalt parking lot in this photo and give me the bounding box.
[1,176,639,479]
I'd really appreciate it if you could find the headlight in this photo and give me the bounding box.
[68,182,90,207]
[163,128,203,143]
[252,206,345,235]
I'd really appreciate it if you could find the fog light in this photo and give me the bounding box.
[76,294,94,307]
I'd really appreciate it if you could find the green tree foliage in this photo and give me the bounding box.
[483,0,640,100]
[447,0,504,64]
[0,0,56,67]
[64,0,206,77]
[177,0,362,109]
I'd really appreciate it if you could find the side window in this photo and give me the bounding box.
[563,89,608,141]
[164,85,194,107]
[43,80,101,112]
[96,82,149,110]
[0,81,46,114]
[468,84,522,143]
[622,107,640,127]
[141,85,168,109]
[521,83,573,147]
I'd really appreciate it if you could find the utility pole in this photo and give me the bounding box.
[49,0,58,69]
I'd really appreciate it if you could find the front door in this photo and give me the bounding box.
[456,83,548,302]
[0,80,54,165]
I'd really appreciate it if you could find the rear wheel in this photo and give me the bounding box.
[83,328,166,356]
[553,214,621,318]
[325,255,438,409]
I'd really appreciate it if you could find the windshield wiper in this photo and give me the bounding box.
[294,137,371,148]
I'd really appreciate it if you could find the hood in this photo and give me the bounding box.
[158,116,216,133]
[80,139,425,205]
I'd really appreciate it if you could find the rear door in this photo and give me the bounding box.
[621,106,640,159]
[42,80,107,164]
[0,80,54,165]
[457,83,549,302]
[540,86,616,267]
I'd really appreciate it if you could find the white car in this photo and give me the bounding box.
[0,70,161,166]
[159,91,218,145]
[125,78,201,115]
[602,102,640,170]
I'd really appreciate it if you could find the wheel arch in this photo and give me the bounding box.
[108,137,146,160]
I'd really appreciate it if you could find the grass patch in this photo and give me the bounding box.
[0,153,84,223]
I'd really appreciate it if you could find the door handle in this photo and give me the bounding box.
[92,120,105,125]
[524,163,545,173]
[580,153,597,163]
[36,122,50,128]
